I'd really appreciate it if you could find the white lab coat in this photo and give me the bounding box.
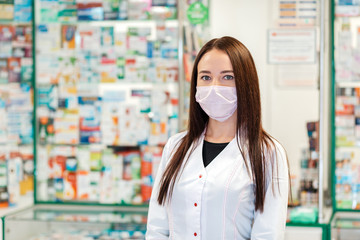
[146,131,288,240]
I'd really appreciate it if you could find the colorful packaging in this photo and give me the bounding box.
[0,25,14,58]
[58,1,77,22]
[77,146,90,171]
[64,171,76,200]
[77,170,90,200]
[122,151,141,180]
[66,157,77,171]
[101,90,125,146]
[40,0,59,22]
[118,179,133,204]
[89,146,102,171]
[0,186,9,208]
[127,0,151,20]
[61,25,76,49]
[0,58,8,84]
[89,171,100,201]
[122,153,132,181]
[100,51,117,83]
[116,57,125,80]
[20,58,32,85]
[77,25,100,50]
[54,109,79,144]
[141,176,152,203]
[77,0,103,21]
[141,146,154,202]
[0,4,14,20]
[103,0,119,20]
[54,178,64,200]
[36,24,61,54]
[79,96,102,144]
[99,167,114,203]
[7,57,21,83]
[37,85,59,111]
[39,115,54,145]
[101,26,114,47]
[51,155,66,178]
[46,178,56,201]
[14,0,32,22]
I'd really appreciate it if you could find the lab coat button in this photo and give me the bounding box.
[199,174,202,178]
[194,203,197,207]
[194,232,197,237]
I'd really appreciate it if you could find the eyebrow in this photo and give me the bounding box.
[198,70,234,74]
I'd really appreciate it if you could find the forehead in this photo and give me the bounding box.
[198,49,233,71]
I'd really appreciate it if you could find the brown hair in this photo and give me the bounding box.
[157,36,286,212]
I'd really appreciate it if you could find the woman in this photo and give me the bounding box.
[146,36,289,240]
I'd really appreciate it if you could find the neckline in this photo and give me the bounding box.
[200,135,236,171]
[203,140,230,145]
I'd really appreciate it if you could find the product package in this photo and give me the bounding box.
[0,58,8,83]
[40,0,59,22]
[76,0,103,21]
[7,57,21,83]
[0,1,14,20]
[58,0,77,22]
[101,90,125,146]
[0,25,14,58]
[79,96,101,144]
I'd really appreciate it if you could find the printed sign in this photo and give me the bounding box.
[268,28,316,64]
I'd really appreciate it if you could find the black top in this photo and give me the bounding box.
[202,140,230,168]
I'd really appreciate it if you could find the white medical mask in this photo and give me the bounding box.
[195,85,237,122]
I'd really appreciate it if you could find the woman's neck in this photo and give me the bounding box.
[205,112,237,143]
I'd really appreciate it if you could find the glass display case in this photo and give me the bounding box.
[2,204,147,240]
[331,212,360,240]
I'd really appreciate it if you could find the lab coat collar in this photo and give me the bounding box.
[191,130,242,175]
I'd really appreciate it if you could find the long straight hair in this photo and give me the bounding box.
[157,36,283,212]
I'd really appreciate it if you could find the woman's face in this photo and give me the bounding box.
[197,49,235,87]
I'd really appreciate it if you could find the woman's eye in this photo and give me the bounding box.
[200,75,211,80]
[224,75,234,80]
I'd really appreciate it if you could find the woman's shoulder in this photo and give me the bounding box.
[260,134,285,155]
[161,131,188,165]
[168,131,187,143]
[265,136,288,176]
[164,131,188,150]
[270,137,286,156]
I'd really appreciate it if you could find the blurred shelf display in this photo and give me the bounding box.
[0,0,211,238]
[332,0,360,239]
[0,0,210,238]
[0,1,211,238]
[33,0,183,206]
[332,0,360,211]
[0,0,34,210]
[2,204,147,240]
[32,0,211,206]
